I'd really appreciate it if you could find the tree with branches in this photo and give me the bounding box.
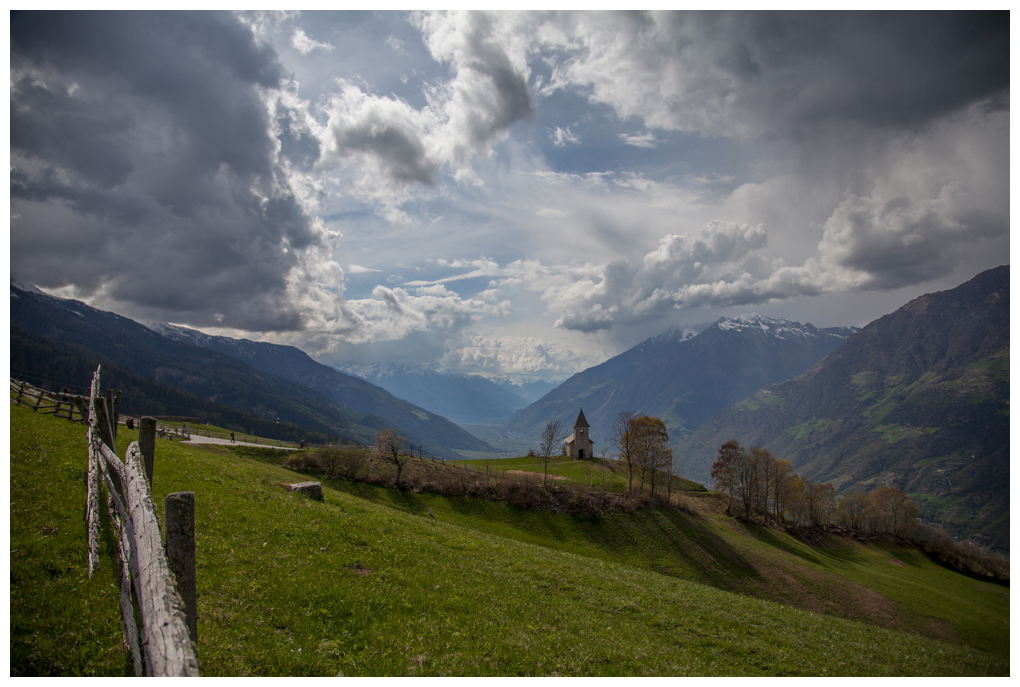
[612,410,638,493]
[540,418,566,487]
[867,485,919,535]
[711,440,744,513]
[836,491,870,530]
[770,458,794,520]
[630,416,670,496]
[375,428,409,486]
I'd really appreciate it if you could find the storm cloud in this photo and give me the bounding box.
[539,11,1008,139]
[10,11,325,330]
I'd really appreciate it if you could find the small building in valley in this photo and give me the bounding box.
[563,407,594,460]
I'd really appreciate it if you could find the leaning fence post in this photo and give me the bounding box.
[165,492,198,649]
[139,417,156,485]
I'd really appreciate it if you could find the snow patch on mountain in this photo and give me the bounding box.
[714,314,857,341]
[145,321,212,346]
[11,281,89,317]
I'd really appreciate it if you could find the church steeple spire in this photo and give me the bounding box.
[574,407,589,429]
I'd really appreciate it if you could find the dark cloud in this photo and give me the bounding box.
[549,11,1009,140]
[817,192,1005,291]
[10,11,321,331]
[322,11,536,193]
[10,78,135,187]
[453,11,535,153]
[330,101,438,185]
[740,11,1010,134]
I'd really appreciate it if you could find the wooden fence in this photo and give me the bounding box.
[10,377,100,422]
[83,367,200,676]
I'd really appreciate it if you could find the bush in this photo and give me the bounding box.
[287,446,370,480]
[283,452,323,474]
[335,448,368,479]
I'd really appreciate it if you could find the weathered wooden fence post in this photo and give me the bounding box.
[165,491,198,648]
[139,417,157,485]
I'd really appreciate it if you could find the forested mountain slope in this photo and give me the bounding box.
[147,323,492,453]
[10,283,489,457]
[678,266,1009,552]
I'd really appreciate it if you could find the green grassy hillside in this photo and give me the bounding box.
[10,404,1007,676]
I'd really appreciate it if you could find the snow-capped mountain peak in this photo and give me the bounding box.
[713,314,854,342]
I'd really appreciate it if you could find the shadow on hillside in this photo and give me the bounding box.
[295,466,773,595]
[736,520,827,567]
[327,479,427,514]
[651,508,764,587]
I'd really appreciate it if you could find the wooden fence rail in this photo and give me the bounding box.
[10,378,94,423]
[83,367,199,677]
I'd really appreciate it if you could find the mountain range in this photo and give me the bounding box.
[503,317,857,451]
[334,362,532,425]
[10,283,491,459]
[677,266,1009,552]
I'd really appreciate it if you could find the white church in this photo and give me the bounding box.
[563,408,594,460]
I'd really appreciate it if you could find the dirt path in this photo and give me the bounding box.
[181,435,294,450]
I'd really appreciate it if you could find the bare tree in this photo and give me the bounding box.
[804,479,836,525]
[752,447,774,515]
[375,428,409,486]
[711,440,744,513]
[867,485,919,535]
[771,459,793,520]
[612,410,638,493]
[836,491,870,530]
[540,418,566,487]
[734,445,759,520]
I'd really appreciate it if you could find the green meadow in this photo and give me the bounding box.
[10,403,1008,676]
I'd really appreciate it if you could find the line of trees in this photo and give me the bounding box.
[835,485,919,536]
[612,411,674,499]
[710,440,919,535]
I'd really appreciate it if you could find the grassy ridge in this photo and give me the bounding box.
[318,471,1008,658]
[9,404,1008,675]
[461,454,704,493]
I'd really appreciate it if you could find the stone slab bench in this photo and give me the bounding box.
[285,481,323,501]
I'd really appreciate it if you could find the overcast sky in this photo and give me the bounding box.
[9,11,1010,381]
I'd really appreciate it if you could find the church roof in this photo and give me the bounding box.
[573,407,590,428]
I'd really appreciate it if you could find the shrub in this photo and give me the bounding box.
[283,452,323,474]
[335,448,368,479]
